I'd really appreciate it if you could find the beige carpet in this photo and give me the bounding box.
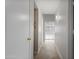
[34,40,60,59]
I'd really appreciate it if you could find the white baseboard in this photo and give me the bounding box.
[55,44,63,59]
[37,45,43,54]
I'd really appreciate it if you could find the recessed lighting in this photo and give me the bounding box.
[55,15,62,21]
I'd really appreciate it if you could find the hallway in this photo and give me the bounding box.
[35,40,60,59]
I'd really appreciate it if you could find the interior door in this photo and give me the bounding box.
[5,0,34,59]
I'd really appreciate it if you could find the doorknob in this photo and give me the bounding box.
[27,38,31,40]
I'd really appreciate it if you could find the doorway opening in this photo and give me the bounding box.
[33,2,61,59]
[43,14,55,43]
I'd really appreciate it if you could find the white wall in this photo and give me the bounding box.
[55,0,69,59]
[38,10,44,51]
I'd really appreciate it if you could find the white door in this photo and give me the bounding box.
[5,0,34,59]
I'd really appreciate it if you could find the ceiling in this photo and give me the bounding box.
[35,0,67,14]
